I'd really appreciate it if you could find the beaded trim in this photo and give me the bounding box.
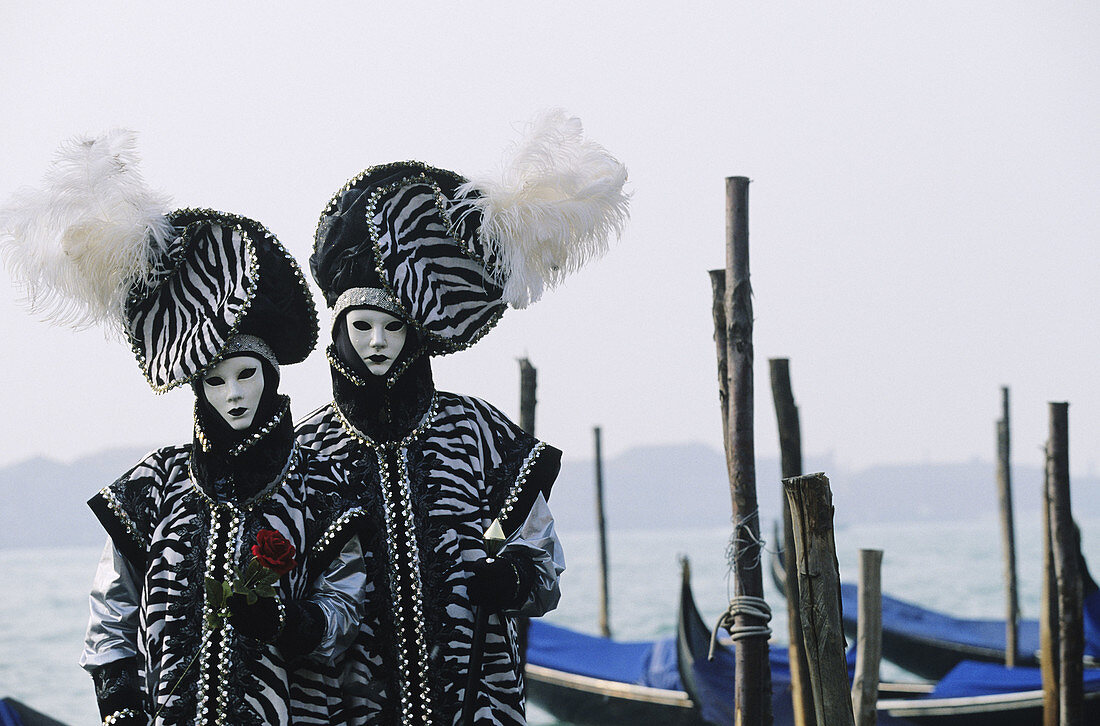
[332,286,402,322]
[327,341,430,391]
[99,487,146,551]
[495,442,546,523]
[272,597,287,641]
[216,334,279,371]
[332,392,440,452]
[102,708,138,725]
[188,443,297,510]
[191,395,292,459]
[311,506,366,557]
[326,345,369,387]
[375,445,432,723]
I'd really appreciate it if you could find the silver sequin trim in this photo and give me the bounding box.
[332,287,402,323]
[496,441,547,522]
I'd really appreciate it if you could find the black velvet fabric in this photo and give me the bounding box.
[190,354,294,503]
[310,164,474,309]
[311,188,385,308]
[89,657,145,721]
[330,310,435,443]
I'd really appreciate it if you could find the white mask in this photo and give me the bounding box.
[201,355,266,431]
[345,308,408,377]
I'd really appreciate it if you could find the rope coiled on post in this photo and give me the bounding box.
[708,595,772,660]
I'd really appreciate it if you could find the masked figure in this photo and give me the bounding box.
[1,132,367,726]
[295,111,630,725]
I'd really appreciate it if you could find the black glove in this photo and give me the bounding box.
[467,553,535,613]
[228,594,326,657]
[227,593,282,642]
[90,657,146,725]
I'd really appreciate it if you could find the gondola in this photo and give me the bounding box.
[768,538,1100,679]
[529,558,1100,725]
[682,560,1100,726]
[525,559,924,725]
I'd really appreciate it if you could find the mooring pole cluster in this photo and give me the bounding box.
[710,176,772,725]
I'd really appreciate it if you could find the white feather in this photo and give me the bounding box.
[458,109,631,309]
[0,129,174,333]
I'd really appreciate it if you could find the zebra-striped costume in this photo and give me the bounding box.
[83,441,366,726]
[295,392,564,726]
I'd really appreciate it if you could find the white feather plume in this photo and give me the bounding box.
[0,129,174,333]
[458,109,631,309]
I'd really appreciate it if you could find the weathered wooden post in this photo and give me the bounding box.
[593,425,611,638]
[769,358,814,726]
[518,357,537,434]
[516,358,537,677]
[1047,402,1083,725]
[783,473,855,726]
[1041,442,1059,726]
[852,549,883,726]
[708,175,772,725]
[996,385,1019,667]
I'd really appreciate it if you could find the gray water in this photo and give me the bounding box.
[2,516,1096,725]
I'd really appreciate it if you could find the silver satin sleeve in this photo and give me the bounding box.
[500,492,565,617]
[80,537,140,670]
[307,534,366,661]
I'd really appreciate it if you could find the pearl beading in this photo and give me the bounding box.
[495,442,546,523]
[334,395,439,723]
[311,506,366,557]
[99,487,145,550]
[102,708,138,725]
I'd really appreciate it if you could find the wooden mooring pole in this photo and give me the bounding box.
[852,549,883,726]
[1047,402,1083,725]
[593,426,611,638]
[769,358,814,726]
[518,357,537,435]
[516,358,537,676]
[708,175,772,725]
[996,386,1019,667]
[783,473,855,726]
[1041,445,1059,726]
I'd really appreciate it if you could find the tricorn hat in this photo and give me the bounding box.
[311,110,631,357]
[0,130,318,391]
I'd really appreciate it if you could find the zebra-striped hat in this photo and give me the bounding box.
[311,109,631,358]
[0,130,319,392]
[125,208,318,391]
[312,161,506,358]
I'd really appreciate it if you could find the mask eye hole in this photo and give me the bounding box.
[238,367,257,380]
[352,320,371,331]
[205,376,225,386]
[385,321,404,332]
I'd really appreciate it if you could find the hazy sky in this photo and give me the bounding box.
[2,3,1097,481]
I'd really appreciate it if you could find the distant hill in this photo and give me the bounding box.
[0,447,154,549]
[2,442,1096,548]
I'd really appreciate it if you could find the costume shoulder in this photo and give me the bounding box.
[87,444,191,571]
[290,444,366,577]
[294,401,354,460]
[437,391,563,535]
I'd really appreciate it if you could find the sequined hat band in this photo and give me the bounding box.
[332,287,403,327]
[217,334,280,373]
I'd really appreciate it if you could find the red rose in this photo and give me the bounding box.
[251,529,297,575]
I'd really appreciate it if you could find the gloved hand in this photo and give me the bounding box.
[90,657,146,726]
[227,593,282,642]
[228,594,326,657]
[467,554,533,613]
